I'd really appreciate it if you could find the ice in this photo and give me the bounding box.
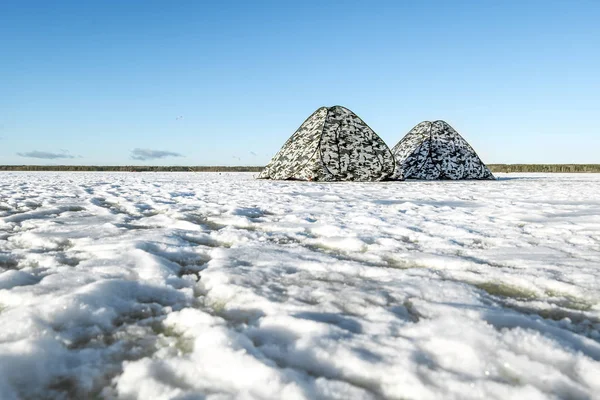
[0,171,599,399]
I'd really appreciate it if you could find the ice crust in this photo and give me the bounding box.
[0,172,599,399]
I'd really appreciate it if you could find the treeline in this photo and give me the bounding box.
[1,164,599,173]
[488,164,600,173]
[0,165,264,172]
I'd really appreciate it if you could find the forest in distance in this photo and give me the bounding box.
[0,164,599,173]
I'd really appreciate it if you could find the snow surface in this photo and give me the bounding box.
[0,172,599,400]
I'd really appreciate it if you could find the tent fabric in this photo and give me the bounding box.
[392,120,495,180]
[259,106,395,181]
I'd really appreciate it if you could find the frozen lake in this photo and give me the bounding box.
[0,172,599,399]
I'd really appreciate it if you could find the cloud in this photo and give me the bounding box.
[131,148,184,161]
[17,150,76,160]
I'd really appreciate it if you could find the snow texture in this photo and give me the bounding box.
[0,171,599,400]
[259,106,395,181]
[392,121,494,180]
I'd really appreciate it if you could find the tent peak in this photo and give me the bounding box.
[327,105,352,113]
[417,120,452,126]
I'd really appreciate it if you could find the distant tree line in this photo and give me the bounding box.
[488,164,600,173]
[0,165,264,172]
[1,164,599,173]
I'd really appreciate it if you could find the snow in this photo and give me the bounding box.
[0,171,599,400]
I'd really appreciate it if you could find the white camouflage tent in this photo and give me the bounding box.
[392,120,494,180]
[259,106,395,181]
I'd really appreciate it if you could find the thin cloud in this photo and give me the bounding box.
[17,150,76,160]
[131,148,184,161]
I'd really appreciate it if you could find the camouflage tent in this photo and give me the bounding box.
[258,106,395,181]
[392,120,494,180]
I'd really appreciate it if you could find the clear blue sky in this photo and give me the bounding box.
[1,0,599,165]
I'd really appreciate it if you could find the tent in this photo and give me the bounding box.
[259,106,396,181]
[392,120,494,180]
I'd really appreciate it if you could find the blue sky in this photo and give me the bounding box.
[1,0,599,165]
